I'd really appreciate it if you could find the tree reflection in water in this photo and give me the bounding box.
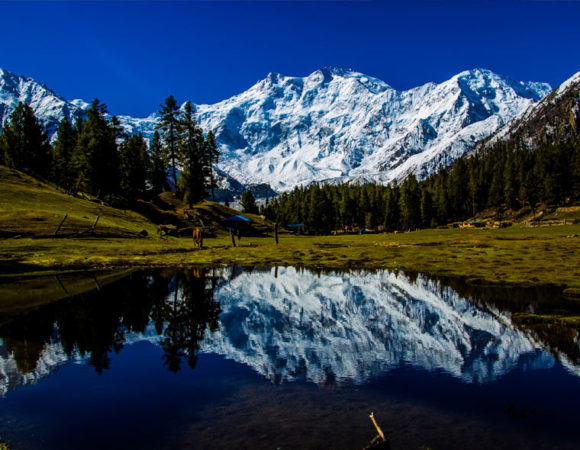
[159,268,221,372]
[1,267,579,384]
[0,268,221,376]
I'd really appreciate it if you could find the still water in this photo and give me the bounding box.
[0,267,579,449]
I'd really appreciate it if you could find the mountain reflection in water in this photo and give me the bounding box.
[0,266,577,395]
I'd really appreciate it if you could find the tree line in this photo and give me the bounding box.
[0,97,219,206]
[263,140,580,234]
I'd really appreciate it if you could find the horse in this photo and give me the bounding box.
[193,227,203,248]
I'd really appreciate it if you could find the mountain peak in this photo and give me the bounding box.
[319,66,355,77]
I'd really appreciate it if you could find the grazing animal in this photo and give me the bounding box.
[157,224,178,237]
[193,228,203,248]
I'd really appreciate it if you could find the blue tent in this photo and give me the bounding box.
[222,215,253,224]
[222,215,253,233]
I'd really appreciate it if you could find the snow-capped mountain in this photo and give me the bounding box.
[0,68,84,137]
[0,66,551,191]
[474,70,580,152]
[194,67,550,191]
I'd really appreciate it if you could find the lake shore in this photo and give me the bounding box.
[2,224,579,291]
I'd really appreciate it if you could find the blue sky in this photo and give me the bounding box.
[2,0,579,117]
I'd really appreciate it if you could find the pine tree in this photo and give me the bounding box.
[70,116,91,194]
[119,133,150,203]
[177,101,206,206]
[383,185,400,232]
[204,130,219,201]
[420,187,434,228]
[51,116,77,189]
[400,175,421,230]
[0,102,50,177]
[150,131,167,196]
[503,154,518,210]
[69,100,120,199]
[241,191,258,214]
[448,158,469,220]
[157,95,181,190]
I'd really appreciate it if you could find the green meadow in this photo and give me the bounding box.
[1,164,579,292]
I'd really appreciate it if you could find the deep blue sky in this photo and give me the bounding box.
[2,0,579,117]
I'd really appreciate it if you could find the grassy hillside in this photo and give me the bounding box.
[134,191,275,237]
[0,165,274,239]
[0,165,158,237]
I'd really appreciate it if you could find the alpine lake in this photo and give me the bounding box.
[0,266,579,450]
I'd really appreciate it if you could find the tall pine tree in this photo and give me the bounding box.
[51,116,77,189]
[177,101,206,206]
[0,102,50,177]
[150,131,167,196]
[71,99,120,199]
[204,130,219,201]
[119,133,150,203]
[157,95,181,190]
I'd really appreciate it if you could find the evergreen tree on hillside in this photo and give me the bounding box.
[338,187,356,227]
[204,130,219,201]
[70,117,91,193]
[177,101,206,205]
[150,131,167,196]
[448,158,469,220]
[51,116,77,189]
[72,99,120,199]
[241,191,258,214]
[157,95,181,190]
[420,187,434,228]
[0,102,50,177]
[503,156,518,210]
[400,175,421,230]
[119,133,150,203]
[383,185,400,232]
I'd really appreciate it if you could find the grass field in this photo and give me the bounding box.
[1,165,580,291]
[1,225,579,290]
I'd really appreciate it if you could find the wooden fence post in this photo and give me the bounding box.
[90,215,100,233]
[53,214,68,236]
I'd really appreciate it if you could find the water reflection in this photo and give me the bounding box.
[0,269,221,394]
[0,267,578,395]
[205,267,557,384]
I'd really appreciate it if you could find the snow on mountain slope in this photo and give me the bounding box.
[202,267,554,385]
[0,66,551,191]
[0,68,84,138]
[474,70,580,151]
[194,67,551,190]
